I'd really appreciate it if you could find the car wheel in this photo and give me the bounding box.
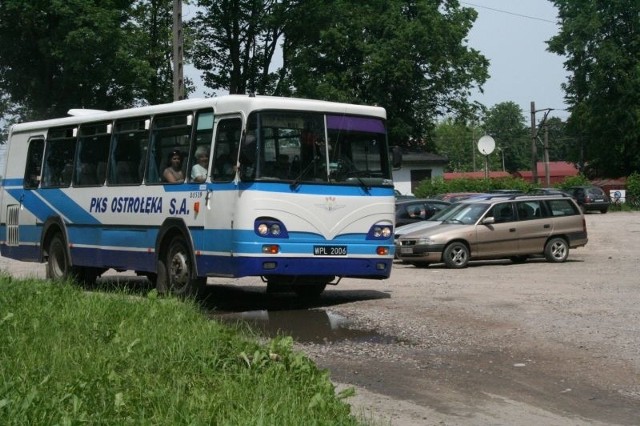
[443,242,469,268]
[544,237,569,263]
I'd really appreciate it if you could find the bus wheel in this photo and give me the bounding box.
[46,233,70,281]
[157,235,204,298]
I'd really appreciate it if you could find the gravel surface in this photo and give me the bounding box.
[2,212,639,425]
[298,211,640,425]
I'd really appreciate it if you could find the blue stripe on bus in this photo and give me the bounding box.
[37,189,101,224]
[7,224,391,252]
[2,179,394,197]
[6,189,59,222]
[71,246,155,272]
[5,188,101,225]
[2,178,23,187]
[196,254,392,279]
[235,181,394,196]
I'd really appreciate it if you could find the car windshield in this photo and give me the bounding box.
[432,202,490,224]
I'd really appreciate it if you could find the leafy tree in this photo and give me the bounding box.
[541,116,578,163]
[188,0,287,95]
[130,0,178,105]
[283,0,489,147]
[433,119,482,172]
[482,102,529,172]
[548,0,640,177]
[0,0,177,120]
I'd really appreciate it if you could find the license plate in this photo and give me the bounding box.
[313,245,347,256]
[400,247,413,254]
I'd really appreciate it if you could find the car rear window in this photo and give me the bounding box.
[587,187,605,196]
[546,199,579,216]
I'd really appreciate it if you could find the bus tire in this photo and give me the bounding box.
[46,233,71,281]
[157,235,204,298]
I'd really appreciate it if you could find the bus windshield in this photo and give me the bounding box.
[240,111,390,185]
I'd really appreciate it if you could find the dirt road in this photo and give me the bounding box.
[2,212,639,425]
[300,211,640,425]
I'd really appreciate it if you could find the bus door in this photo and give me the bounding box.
[191,115,242,264]
[3,136,45,260]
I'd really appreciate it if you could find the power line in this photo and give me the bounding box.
[461,1,556,24]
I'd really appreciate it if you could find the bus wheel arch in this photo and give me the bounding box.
[41,218,71,281]
[155,219,205,298]
[41,219,101,286]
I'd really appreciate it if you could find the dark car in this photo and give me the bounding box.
[567,185,610,213]
[394,189,416,200]
[530,187,573,197]
[395,199,451,227]
[432,192,480,203]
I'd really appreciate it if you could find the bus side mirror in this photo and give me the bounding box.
[391,146,402,169]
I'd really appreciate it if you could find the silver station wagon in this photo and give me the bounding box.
[395,195,588,268]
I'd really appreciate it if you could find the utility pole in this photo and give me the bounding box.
[530,102,538,184]
[531,103,554,186]
[543,123,550,186]
[172,0,184,101]
[471,127,476,172]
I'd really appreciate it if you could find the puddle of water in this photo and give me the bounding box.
[212,309,399,344]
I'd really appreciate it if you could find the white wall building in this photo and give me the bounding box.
[392,152,448,196]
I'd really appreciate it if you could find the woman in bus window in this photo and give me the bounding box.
[163,150,184,183]
[191,146,210,182]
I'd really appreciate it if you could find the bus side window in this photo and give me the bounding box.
[41,127,76,188]
[188,110,215,183]
[75,122,111,187]
[211,118,241,182]
[23,138,45,189]
[109,118,148,185]
[148,113,192,184]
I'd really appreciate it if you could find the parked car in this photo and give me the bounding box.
[394,189,416,200]
[395,194,588,268]
[566,185,610,213]
[530,187,573,197]
[395,199,451,227]
[432,192,480,203]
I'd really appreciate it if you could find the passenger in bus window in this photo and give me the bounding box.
[163,150,184,183]
[191,146,209,182]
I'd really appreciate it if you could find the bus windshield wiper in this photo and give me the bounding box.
[290,156,319,189]
[333,158,370,193]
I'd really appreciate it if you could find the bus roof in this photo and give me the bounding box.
[10,95,387,133]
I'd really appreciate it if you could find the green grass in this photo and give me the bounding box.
[0,274,358,425]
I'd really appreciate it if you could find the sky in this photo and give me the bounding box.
[461,0,569,119]
[187,1,569,121]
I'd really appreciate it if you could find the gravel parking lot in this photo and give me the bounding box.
[299,211,640,425]
[2,212,639,425]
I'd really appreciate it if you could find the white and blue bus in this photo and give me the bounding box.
[0,95,396,297]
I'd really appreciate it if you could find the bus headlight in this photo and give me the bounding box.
[255,218,288,238]
[367,223,393,240]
